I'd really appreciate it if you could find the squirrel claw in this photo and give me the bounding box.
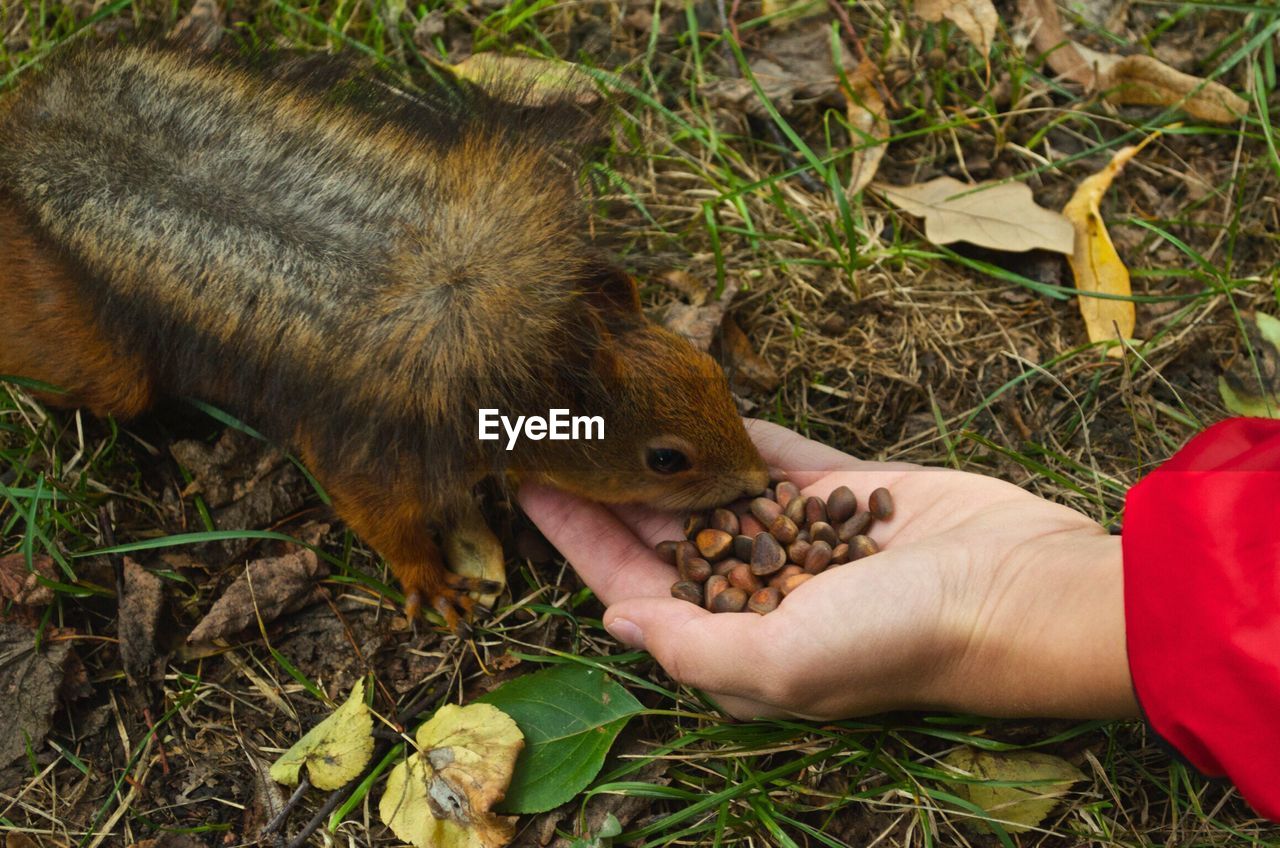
[431,588,476,639]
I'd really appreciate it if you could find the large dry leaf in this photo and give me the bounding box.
[721,316,780,394]
[840,58,890,197]
[449,55,599,107]
[119,557,165,682]
[663,279,741,352]
[941,747,1086,833]
[702,21,857,117]
[270,679,375,790]
[1095,51,1249,123]
[380,703,524,848]
[1018,0,1248,123]
[916,0,998,56]
[878,176,1074,254]
[1062,143,1145,355]
[0,553,56,607]
[0,621,77,766]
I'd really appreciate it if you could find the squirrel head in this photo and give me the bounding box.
[521,268,770,510]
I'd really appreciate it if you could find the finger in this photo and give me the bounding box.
[605,501,686,548]
[518,484,675,603]
[602,597,784,703]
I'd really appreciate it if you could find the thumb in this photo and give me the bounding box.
[603,597,782,703]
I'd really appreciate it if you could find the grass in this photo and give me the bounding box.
[1,0,1279,845]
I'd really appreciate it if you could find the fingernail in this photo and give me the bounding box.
[605,617,643,648]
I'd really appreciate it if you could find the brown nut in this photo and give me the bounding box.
[750,532,787,575]
[713,557,740,577]
[683,512,707,539]
[768,564,804,588]
[804,496,828,527]
[695,528,734,562]
[869,487,894,521]
[850,534,880,559]
[671,580,703,605]
[679,556,712,583]
[775,480,801,510]
[802,540,833,574]
[732,534,754,561]
[748,586,781,614]
[728,563,762,593]
[826,485,856,523]
[787,539,811,565]
[710,586,749,613]
[809,521,838,547]
[837,510,872,541]
[780,572,813,595]
[674,541,700,571]
[749,497,782,527]
[769,514,799,545]
[784,493,806,524]
[831,542,850,564]
[710,507,740,536]
[739,514,766,538]
[704,574,729,609]
[655,540,680,566]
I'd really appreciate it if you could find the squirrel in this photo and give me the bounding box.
[0,43,770,632]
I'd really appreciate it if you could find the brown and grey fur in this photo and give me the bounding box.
[0,44,769,628]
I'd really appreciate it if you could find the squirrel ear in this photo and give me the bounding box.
[581,265,642,316]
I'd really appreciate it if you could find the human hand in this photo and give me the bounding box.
[518,420,1138,721]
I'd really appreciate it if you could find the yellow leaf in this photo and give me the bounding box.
[1062,143,1148,356]
[270,679,374,791]
[449,54,598,107]
[941,747,1086,834]
[916,0,999,56]
[877,177,1074,254]
[840,59,889,198]
[380,703,524,848]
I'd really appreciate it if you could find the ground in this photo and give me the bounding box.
[1,0,1278,846]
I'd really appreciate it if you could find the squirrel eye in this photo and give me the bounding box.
[645,447,691,475]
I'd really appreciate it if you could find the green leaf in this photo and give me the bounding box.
[477,665,643,814]
[940,747,1086,834]
[1219,311,1280,418]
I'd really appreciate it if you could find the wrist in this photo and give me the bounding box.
[928,532,1138,719]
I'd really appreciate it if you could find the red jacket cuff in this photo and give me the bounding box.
[1123,417,1280,821]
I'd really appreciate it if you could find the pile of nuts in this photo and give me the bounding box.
[659,482,895,614]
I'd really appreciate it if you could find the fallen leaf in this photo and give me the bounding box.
[187,532,329,644]
[449,54,599,107]
[443,502,506,609]
[721,316,780,394]
[916,0,998,56]
[119,557,165,683]
[1018,0,1248,123]
[478,665,643,814]
[380,702,524,848]
[761,0,825,27]
[663,279,741,352]
[702,20,857,117]
[840,58,889,197]
[0,553,56,607]
[1096,51,1249,124]
[941,747,1086,833]
[166,0,223,52]
[1062,143,1147,355]
[270,679,375,790]
[0,621,78,767]
[877,176,1075,254]
[1219,312,1280,418]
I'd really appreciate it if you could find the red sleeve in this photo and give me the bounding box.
[1123,417,1280,821]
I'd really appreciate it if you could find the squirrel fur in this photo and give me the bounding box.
[0,43,770,629]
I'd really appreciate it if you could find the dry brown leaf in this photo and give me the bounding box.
[702,21,856,117]
[916,0,998,56]
[840,59,889,197]
[0,621,77,767]
[0,553,56,607]
[119,557,165,682]
[1097,52,1249,123]
[187,530,329,644]
[443,503,506,609]
[878,176,1074,254]
[449,54,599,107]
[762,0,826,27]
[1062,143,1146,356]
[1017,0,1095,85]
[663,280,741,352]
[721,317,781,394]
[167,0,223,52]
